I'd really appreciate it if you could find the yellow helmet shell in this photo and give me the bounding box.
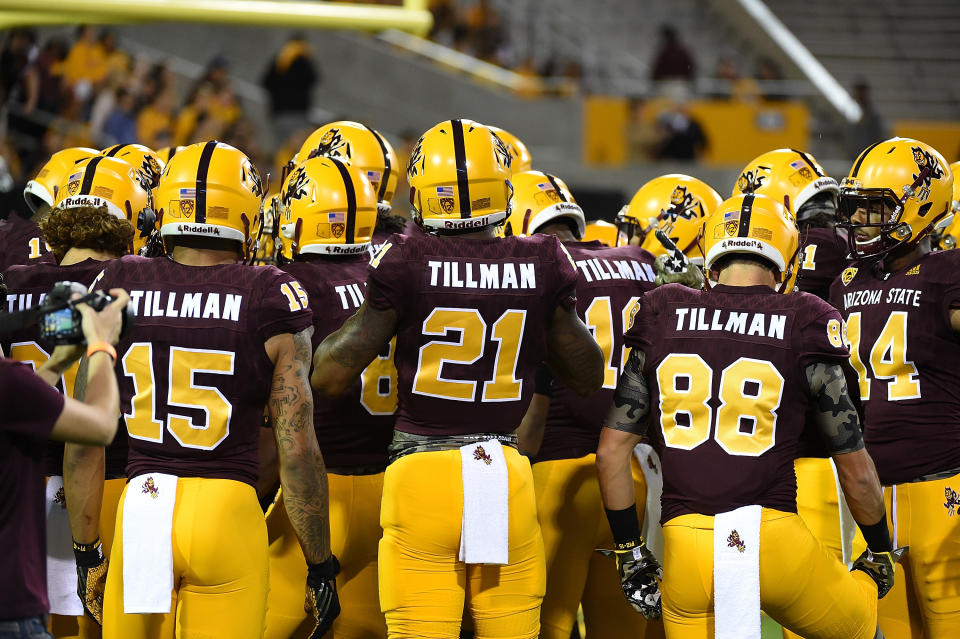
[23,147,98,213]
[408,119,513,231]
[100,143,165,191]
[279,157,378,257]
[582,219,622,247]
[702,194,799,285]
[504,170,584,239]
[733,148,838,219]
[488,126,532,173]
[157,141,264,246]
[620,174,722,256]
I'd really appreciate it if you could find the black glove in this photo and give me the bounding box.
[851,547,907,599]
[74,538,108,625]
[597,539,662,619]
[305,555,341,638]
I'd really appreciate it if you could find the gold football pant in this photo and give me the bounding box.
[50,477,126,639]
[661,510,878,639]
[534,453,661,639]
[378,447,545,639]
[878,475,960,639]
[782,458,868,639]
[263,472,387,639]
[102,478,268,639]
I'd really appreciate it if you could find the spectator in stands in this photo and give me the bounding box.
[102,86,138,145]
[464,0,504,62]
[848,80,887,159]
[651,24,695,82]
[654,101,707,161]
[261,34,319,148]
[756,56,786,100]
[97,30,129,79]
[1,29,46,168]
[627,97,659,162]
[63,26,108,105]
[136,87,175,149]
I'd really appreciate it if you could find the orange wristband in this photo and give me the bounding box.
[86,341,117,362]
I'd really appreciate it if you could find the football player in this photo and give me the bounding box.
[4,155,150,638]
[263,157,394,639]
[504,169,660,638]
[71,141,337,639]
[2,147,98,271]
[832,138,960,639]
[311,119,604,638]
[597,193,901,638]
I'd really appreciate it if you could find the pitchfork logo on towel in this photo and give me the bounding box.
[54,487,66,508]
[473,445,493,465]
[726,530,746,553]
[944,487,960,516]
[142,477,160,499]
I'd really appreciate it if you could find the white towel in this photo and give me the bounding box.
[830,459,857,567]
[122,473,177,613]
[633,443,665,562]
[45,476,84,616]
[713,505,762,639]
[458,440,509,565]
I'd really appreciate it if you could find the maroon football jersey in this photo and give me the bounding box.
[829,250,960,485]
[0,213,53,271]
[626,283,849,523]
[536,240,656,462]
[94,256,313,486]
[795,226,849,300]
[367,231,578,436]
[282,256,395,468]
[0,358,65,618]
[3,258,127,477]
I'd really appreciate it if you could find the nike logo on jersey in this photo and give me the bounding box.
[575,258,655,283]
[842,288,922,310]
[426,260,536,290]
[126,290,243,321]
[673,307,786,340]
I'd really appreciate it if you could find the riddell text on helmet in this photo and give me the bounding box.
[178,224,221,235]
[443,218,488,229]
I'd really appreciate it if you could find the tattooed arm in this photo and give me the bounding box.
[597,349,650,511]
[546,305,604,397]
[266,327,331,564]
[311,288,398,397]
[806,361,886,531]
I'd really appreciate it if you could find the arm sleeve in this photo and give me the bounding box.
[366,235,407,312]
[0,358,65,439]
[256,270,314,340]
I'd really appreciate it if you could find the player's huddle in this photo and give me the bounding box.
[1,119,959,639]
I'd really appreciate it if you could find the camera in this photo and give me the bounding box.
[39,281,123,345]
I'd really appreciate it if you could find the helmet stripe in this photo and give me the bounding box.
[545,174,568,202]
[851,141,882,178]
[105,144,129,158]
[791,149,823,177]
[79,156,104,195]
[195,140,218,224]
[738,194,754,237]
[330,158,357,244]
[451,119,472,219]
[363,125,392,203]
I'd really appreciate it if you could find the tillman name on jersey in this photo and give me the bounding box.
[842,287,922,310]
[575,257,655,283]
[125,290,243,321]
[673,307,787,340]
[426,260,537,290]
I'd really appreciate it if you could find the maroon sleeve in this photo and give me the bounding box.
[366,235,407,312]
[624,288,660,351]
[255,269,314,339]
[1,359,64,439]
[549,238,579,311]
[797,304,850,369]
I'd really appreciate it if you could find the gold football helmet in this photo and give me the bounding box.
[278,157,378,258]
[732,148,838,221]
[701,193,799,292]
[503,170,584,239]
[23,147,98,214]
[408,119,513,231]
[934,160,960,250]
[156,145,187,166]
[488,126,532,173]
[156,141,264,254]
[837,137,953,260]
[100,143,165,191]
[617,174,722,259]
[290,121,398,213]
[582,219,622,247]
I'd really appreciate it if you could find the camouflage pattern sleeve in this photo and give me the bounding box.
[256,269,314,340]
[603,349,650,436]
[366,234,407,312]
[805,361,865,455]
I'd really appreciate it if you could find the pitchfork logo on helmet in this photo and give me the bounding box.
[140,156,163,190]
[491,132,513,171]
[311,128,348,161]
[911,145,944,201]
[736,166,770,194]
[282,166,309,209]
[408,136,425,178]
[666,186,699,221]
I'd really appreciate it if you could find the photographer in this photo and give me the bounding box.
[0,287,128,639]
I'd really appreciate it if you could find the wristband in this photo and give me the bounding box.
[605,505,642,549]
[534,364,554,397]
[307,555,341,586]
[86,341,117,363]
[73,537,104,567]
[857,515,893,553]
